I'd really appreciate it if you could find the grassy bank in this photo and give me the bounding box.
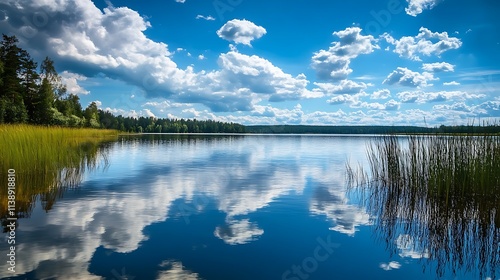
[347,133,500,278]
[0,125,118,223]
[0,125,118,172]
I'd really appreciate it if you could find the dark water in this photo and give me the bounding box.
[0,134,497,279]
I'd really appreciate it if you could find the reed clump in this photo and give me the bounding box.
[348,132,500,279]
[0,124,117,172]
[0,125,117,227]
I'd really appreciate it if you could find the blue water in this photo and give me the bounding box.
[0,135,493,279]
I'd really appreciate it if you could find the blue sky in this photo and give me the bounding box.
[1,0,499,125]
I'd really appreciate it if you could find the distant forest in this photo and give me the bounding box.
[245,124,500,134]
[0,35,244,133]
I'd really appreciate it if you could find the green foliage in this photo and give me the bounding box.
[84,101,100,128]
[54,94,83,118]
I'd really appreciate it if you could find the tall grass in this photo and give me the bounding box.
[0,125,117,172]
[347,133,500,279]
[0,125,117,226]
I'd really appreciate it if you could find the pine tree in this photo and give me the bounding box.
[32,77,54,124]
[0,35,28,123]
[18,49,40,123]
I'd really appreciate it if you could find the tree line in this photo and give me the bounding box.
[245,124,500,134]
[0,34,245,133]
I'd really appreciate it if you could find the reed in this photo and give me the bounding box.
[0,125,117,171]
[347,132,500,279]
[0,125,117,226]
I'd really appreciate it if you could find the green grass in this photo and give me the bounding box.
[0,125,118,221]
[0,124,118,172]
[347,133,500,279]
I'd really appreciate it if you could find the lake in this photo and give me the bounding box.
[1,134,498,280]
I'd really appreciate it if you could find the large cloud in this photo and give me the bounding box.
[0,1,317,112]
[216,19,267,46]
[383,27,462,61]
[311,27,379,81]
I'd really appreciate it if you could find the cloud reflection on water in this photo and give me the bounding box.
[0,135,370,279]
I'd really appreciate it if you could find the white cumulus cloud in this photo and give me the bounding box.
[311,27,379,81]
[0,1,321,113]
[216,19,267,46]
[397,90,484,103]
[371,89,391,99]
[315,79,371,95]
[422,62,455,72]
[60,71,90,95]
[383,67,437,88]
[443,81,460,86]
[383,27,462,61]
[405,0,439,16]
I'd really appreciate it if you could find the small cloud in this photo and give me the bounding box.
[385,99,401,110]
[405,0,439,16]
[382,28,462,61]
[466,28,472,34]
[443,81,460,86]
[198,54,206,60]
[311,27,378,82]
[196,15,215,21]
[371,89,391,99]
[217,19,267,46]
[422,62,455,72]
[60,71,90,95]
[315,79,370,95]
[175,0,186,3]
[383,67,436,88]
[380,261,402,271]
[143,108,156,118]
[214,219,264,245]
[91,100,102,107]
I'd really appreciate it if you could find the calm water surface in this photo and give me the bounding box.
[1,135,496,279]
